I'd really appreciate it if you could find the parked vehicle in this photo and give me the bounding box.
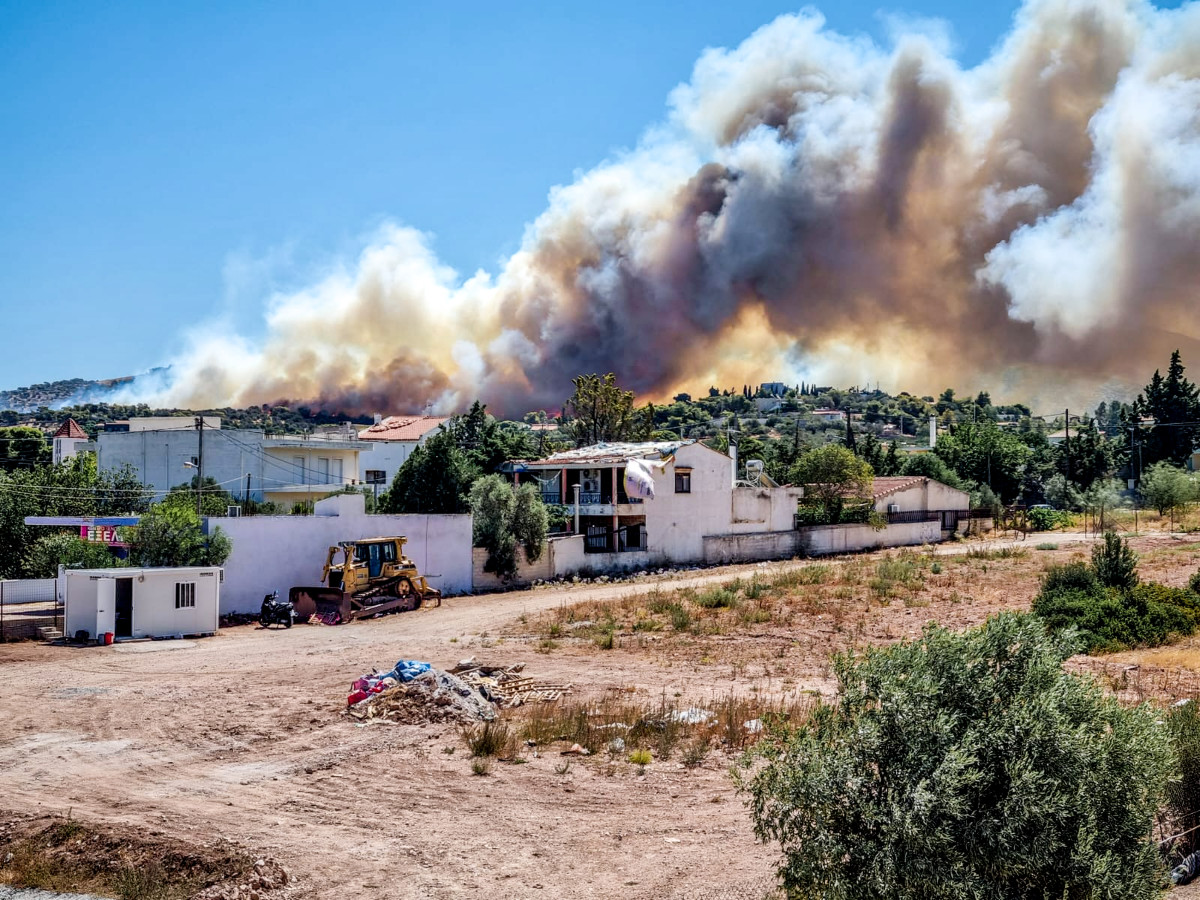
[289,536,441,625]
[259,591,295,628]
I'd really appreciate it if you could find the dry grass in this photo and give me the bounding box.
[505,538,1200,687]
[510,688,819,760]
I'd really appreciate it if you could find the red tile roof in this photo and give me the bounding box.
[870,476,928,499]
[53,418,88,440]
[358,415,448,442]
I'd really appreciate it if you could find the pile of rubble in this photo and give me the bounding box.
[345,657,569,725]
[450,660,572,707]
[196,857,290,900]
[348,667,497,724]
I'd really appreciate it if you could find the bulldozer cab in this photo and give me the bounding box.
[354,539,398,579]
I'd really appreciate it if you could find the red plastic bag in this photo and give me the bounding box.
[347,689,369,706]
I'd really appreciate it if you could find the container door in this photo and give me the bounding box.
[96,579,116,637]
[114,578,133,637]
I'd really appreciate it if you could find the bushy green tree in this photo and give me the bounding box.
[23,531,124,577]
[0,426,51,472]
[934,422,1030,503]
[161,476,236,517]
[900,451,963,488]
[0,456,150,578]
[736,613,1172,900]
[791,445,873,525]
[129,504,231,567]
[469,475,548,579]
[379,431,475,514]
[565,373,636,446]
[1140,461,1195,516]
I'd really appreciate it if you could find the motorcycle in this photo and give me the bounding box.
[259,591,295,629]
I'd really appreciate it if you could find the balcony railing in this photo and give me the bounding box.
[886,510,939,525]
[584,524,648,554]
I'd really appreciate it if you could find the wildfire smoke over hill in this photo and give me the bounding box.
[141,0,1200,416]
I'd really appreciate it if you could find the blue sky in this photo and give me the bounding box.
[0,0,1030,389]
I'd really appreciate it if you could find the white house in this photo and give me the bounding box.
[355,415,448,492]
[97,416,366,508]
[52,418,91,464]
[62,566,221,641]
[499,442,975,579]
[811,409,847,423]
[504,441,804,571]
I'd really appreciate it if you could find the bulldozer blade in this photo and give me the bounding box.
[288,586,350,624]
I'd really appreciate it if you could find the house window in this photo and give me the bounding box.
[175,582,196,609]
[365,470,386,485]
[331,458,343,484]
[675,470,692,493]
[318,457,330,484]
[293,456,305,482]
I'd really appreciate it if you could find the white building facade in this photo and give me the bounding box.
[354,416,448,492]
[97,418,364,508]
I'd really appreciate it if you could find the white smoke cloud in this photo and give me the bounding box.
[131,0,1200,417]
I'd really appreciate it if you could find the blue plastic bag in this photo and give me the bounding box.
[394,659,432,682]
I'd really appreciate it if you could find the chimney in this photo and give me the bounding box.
[373,413,383,425]
[929,415,938,449]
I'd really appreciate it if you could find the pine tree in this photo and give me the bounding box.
[1136,350,1200,468]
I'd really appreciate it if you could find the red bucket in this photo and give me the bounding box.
[103,632,114,645]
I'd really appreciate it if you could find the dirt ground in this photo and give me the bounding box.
[2,531,1199,899]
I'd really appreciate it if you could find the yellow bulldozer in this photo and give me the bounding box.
[288,536,442,624]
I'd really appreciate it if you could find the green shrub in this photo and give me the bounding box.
[1167,701,1200,850]
[1190,570,1200,595]
[1092,531,1139,590]
[1041,562,1101,595]
[1027,507,1071,531]
[695,587,738,609]
[734,614,1172,900]
[1032,577,1199,653]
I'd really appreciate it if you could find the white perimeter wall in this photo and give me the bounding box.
[797,520,942,555]
[211,493,472,613]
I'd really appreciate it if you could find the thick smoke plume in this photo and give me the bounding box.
[150,0,1200,416]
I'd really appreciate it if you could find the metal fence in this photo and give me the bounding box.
[0,578,61,641]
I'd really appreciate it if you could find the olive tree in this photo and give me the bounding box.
[469,475,548,579]
[736,613,1172,900]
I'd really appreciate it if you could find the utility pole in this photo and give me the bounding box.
[1064,409,1071,484]
[195,416,204,518]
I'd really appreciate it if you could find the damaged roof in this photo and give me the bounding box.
[358,415,448,442]
[512,440,696,469]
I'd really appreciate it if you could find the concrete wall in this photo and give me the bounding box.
[472,545,553,591]
[704,530,800,565]
[797,520,942,555]
[210,493,472,612]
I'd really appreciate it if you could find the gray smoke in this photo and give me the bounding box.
[142,0,1200,416]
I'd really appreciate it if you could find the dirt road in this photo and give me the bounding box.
[1,556,831,900]
[2,533,1194,899]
